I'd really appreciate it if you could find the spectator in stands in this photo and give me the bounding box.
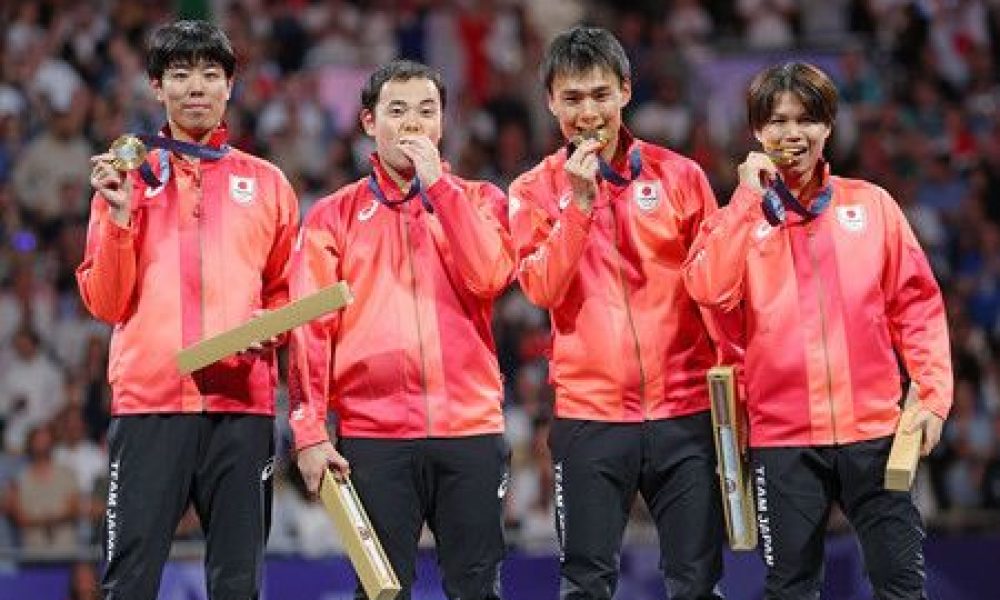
[7,424,80,552]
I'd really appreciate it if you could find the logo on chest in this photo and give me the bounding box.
[230,176,255,205]
[633,181,661,212]
[558,192,571,211]
[754,221,775,241]
[835,205,866,233]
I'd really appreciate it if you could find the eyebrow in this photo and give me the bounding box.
[385,98,439,108]
[165,60,225,71]
[559,85,613,96]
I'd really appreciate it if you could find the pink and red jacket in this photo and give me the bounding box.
[510,132,734,422]
[288,157,514,450]
[77,125,299,415]
[683,169,952,447]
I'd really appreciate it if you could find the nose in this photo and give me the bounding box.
[781,121,805,144]
[579,97,600,123]
[187,72,206,95]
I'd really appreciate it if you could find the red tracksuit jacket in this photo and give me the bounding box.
[509,132,732,422]
[288,156,514,449]
[77,125,299,415]
[683,169,952,447]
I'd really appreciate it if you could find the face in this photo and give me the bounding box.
[548,66,631,158]
[151,58,233,143]
[361,77,443,175]
[755,91,831,182]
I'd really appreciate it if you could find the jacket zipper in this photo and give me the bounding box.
[610,198,646,417]
[807,226,836,442]
[196,163,206,411]
[402,210,430,432]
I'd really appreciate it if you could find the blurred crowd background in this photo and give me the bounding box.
[1,0,1000,568]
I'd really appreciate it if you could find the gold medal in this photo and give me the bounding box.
[765,144,796,167]
[571,127,609,148]
[109,134,148,172]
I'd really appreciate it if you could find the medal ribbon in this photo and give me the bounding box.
[367,175,434,214]
[761,177,833,225]
[136,135,230,188]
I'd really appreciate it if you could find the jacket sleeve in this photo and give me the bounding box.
[260,173,300,312]
[681,163,747,367]
[509,175,593,308]
[682,185,762,312]
[287,203,341,451]
[426,177,515,297]
[880,189,953,419]
[75,191,139,324]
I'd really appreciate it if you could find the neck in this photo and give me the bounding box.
[786,166,820,204]
[600,131,625,163]
[168,123,215,145]
[383,162,415,191]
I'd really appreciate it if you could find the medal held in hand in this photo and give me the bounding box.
[109,134,149,172]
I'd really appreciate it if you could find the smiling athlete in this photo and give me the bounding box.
[683,62,952,599]
[79,20,299,600]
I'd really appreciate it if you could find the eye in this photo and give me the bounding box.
[420,108,437,118]
[388,106,405,117]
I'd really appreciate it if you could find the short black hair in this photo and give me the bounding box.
[746,62,838,131]
[146,20,236,80]
[540,26,631,93]
[360,59,447,113]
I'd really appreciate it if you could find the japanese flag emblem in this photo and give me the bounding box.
[836,205,865,233]
[634,181,660,212]
[230,176,255,205]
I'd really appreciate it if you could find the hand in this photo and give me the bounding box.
[89,153,133,227]
[905,407,945,457]
[396,135,443,188]
[736,151,779,194]
[296,441,350,495]
[564,138,602,212]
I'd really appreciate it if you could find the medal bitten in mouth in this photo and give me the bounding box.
[571,127,609,149]
[764,144,798,167]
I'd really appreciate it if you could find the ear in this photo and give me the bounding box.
[753,129,765,145]
[547,92,557,118]
[150,78,164,104]
[360,108,376,137]
[225,77,234,102]
[619,78,632,107]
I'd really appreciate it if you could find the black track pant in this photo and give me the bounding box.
[340,434,508,600]
[102,413,275,600]
[752,437,926,600]
[549,413,725,600]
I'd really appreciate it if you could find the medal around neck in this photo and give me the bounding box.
[109,134,148,172]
